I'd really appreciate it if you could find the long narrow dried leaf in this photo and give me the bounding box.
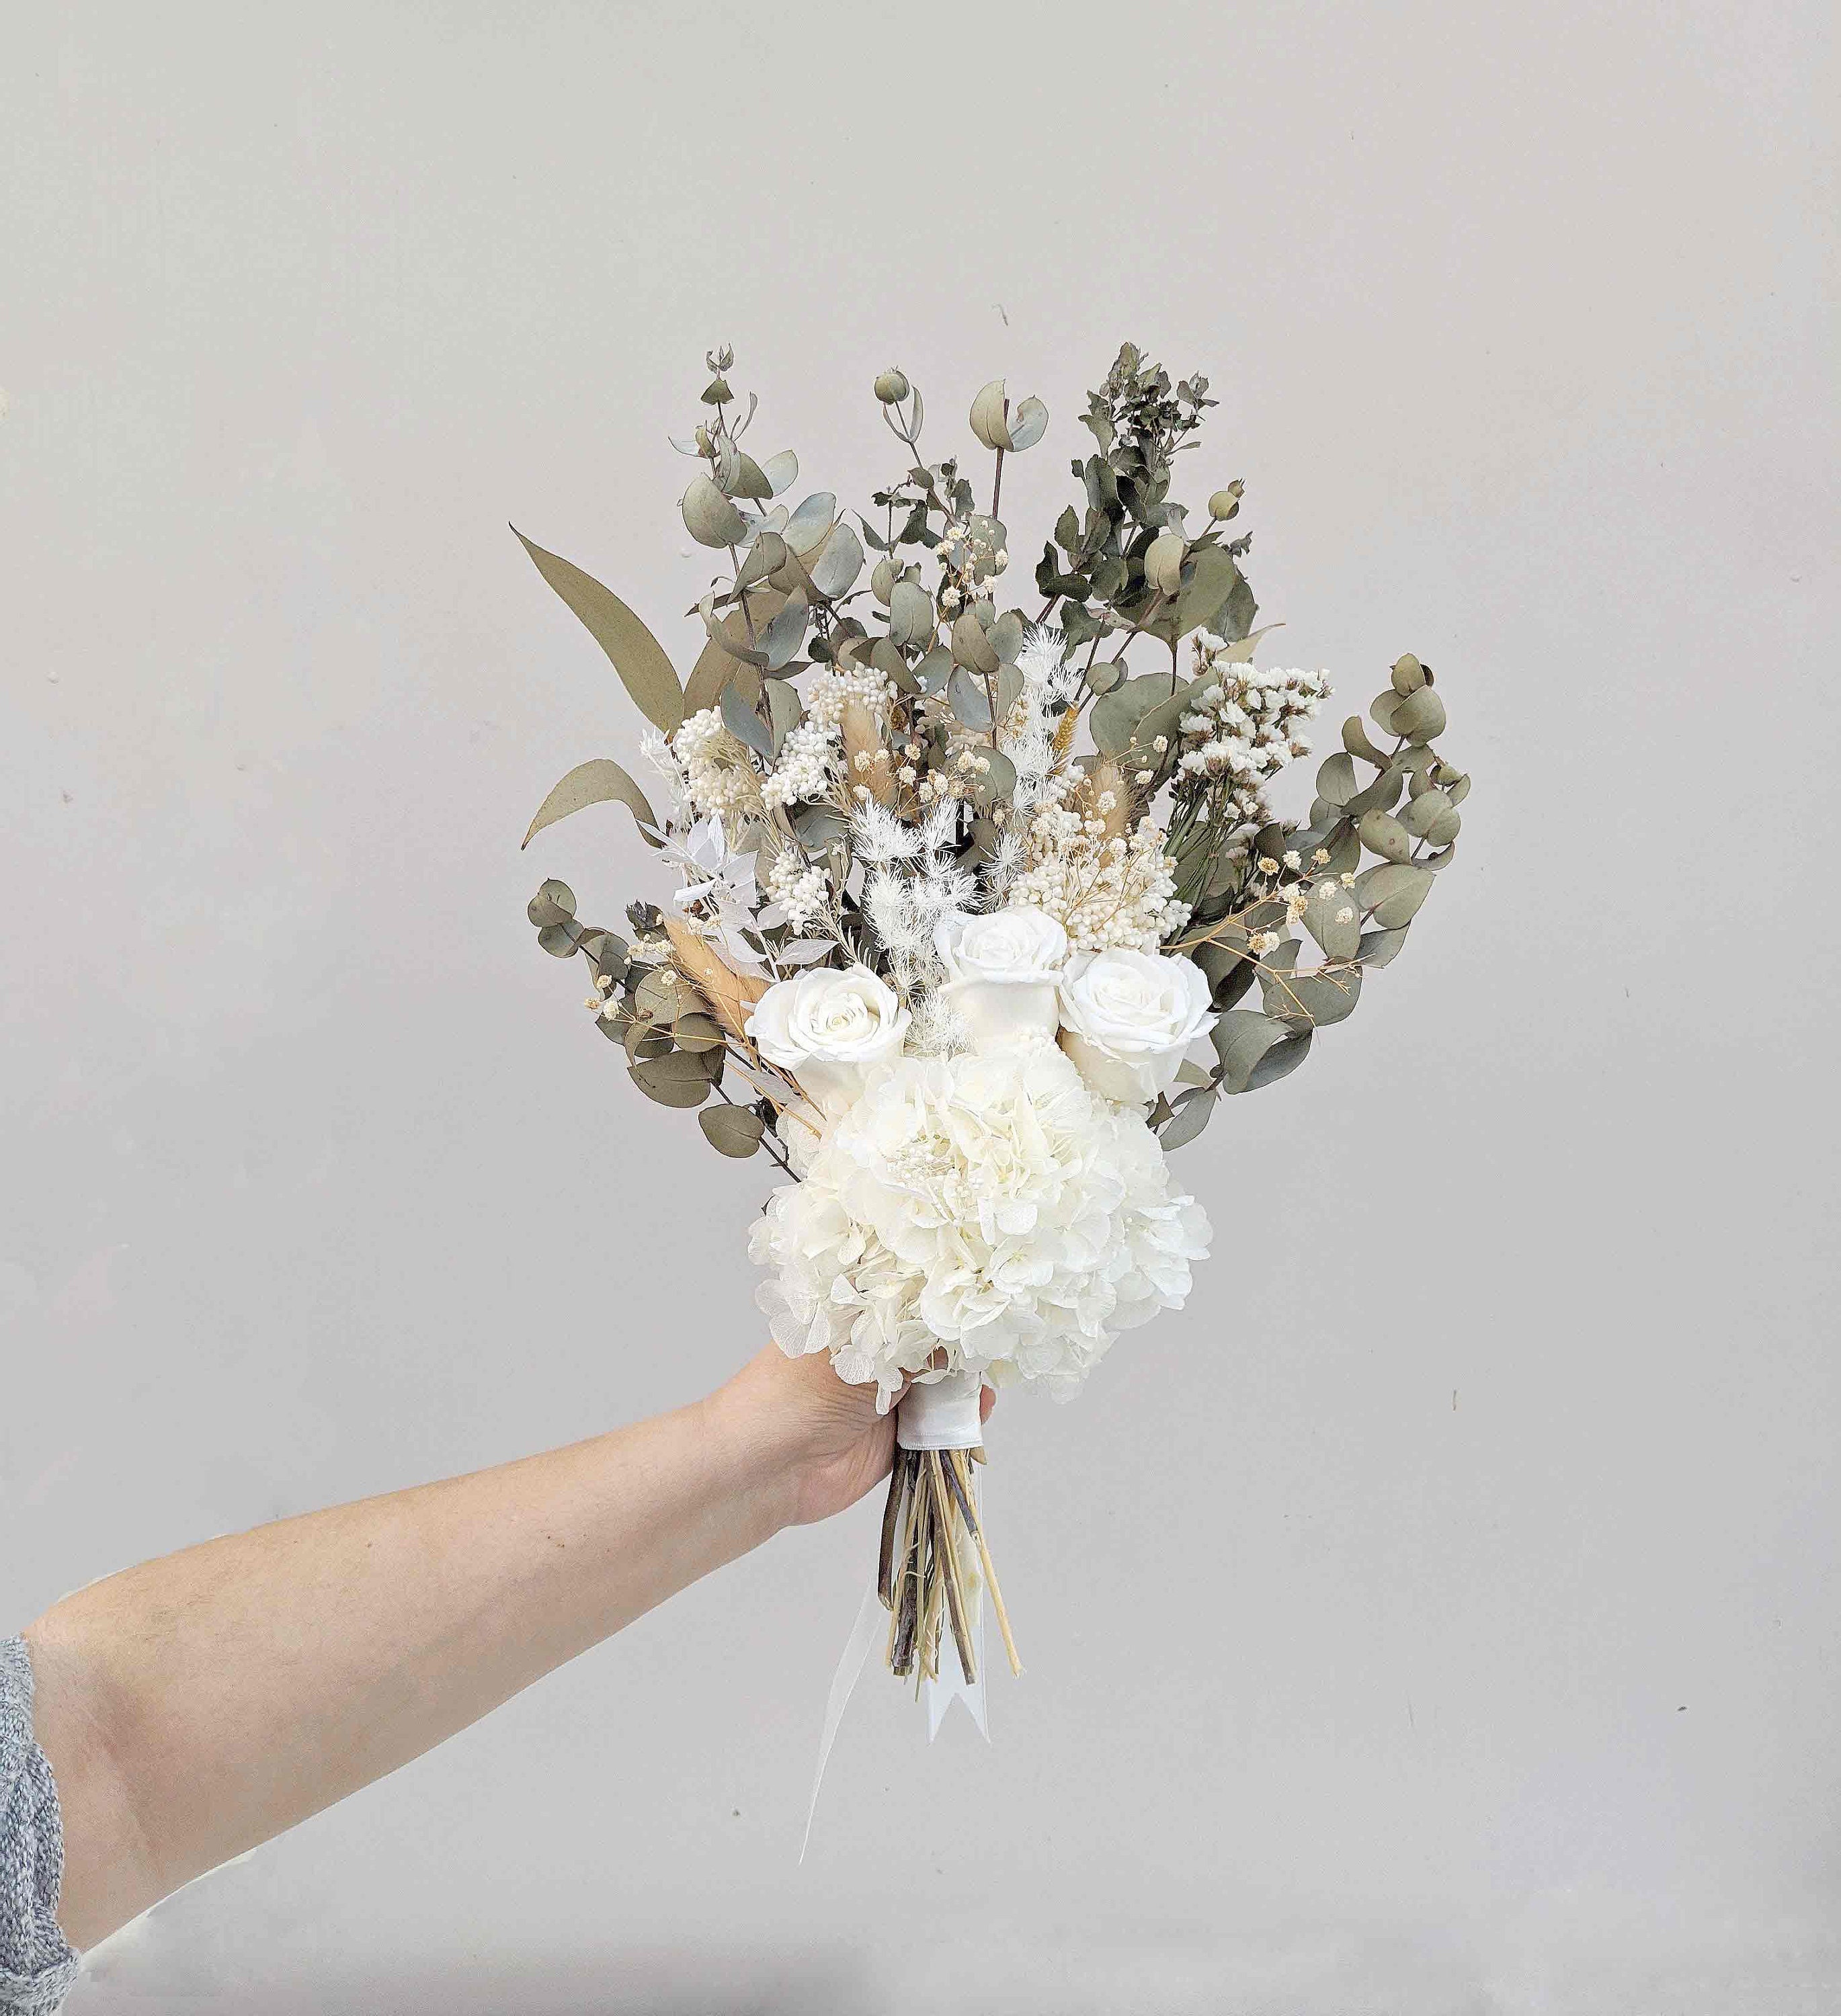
[514,529,685,730]
[522,759,663,850]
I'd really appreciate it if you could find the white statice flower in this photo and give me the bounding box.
[1058,948,1215,1109]
[1009,774,1191,952]
[747,964,911,1117]
[673,708,764,822]
[749,1045,1211,1411]
[1176,644,1329,793]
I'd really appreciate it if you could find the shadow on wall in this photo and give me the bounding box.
[76,1942,873,2015]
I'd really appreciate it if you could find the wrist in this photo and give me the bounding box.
[696,1358,803,1544]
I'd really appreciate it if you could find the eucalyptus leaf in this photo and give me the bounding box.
[808,519,865,600]
[1392,685,1447,741]
[1173,546,1241,636]
[759,450,799,497]
[1158,1084,1217,1149]
[1358,926,1410,968]
[1261,961,1362,1027]
[783,491,837,556]
[720,683,774,759]
[1356,861,1434,927]
[948,663,994,728]
[630,1051,714,1108]
[1211,1010,1297,1093]
[1303,881,1362,958]
[522,759,663,851]
[762,591,809,671]
[1356,809,1416,864]
[526,878,576,927]
[513,530,684,731]
[1316,752,1359,807]
[887,579,935,648]
[681,473,747,548]
[536,923,579,959]
[1091,673,1167,756]
[699,1105,766,1157]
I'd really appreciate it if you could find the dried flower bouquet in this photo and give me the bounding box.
[518,343,1471,1699]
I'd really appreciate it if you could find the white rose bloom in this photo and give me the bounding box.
[749,1045,1211,1412]
[934,906,1069,1052]
[747,964,911,1118]
[1058,948,1215,1109]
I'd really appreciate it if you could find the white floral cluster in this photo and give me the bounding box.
[749,1044,1211,1411]
[854,797,977,999]
[674,708,763,821]
[762,665,892,807]
[1008,778,1191,953]
[1176,640,1329,788]
[763,849,829,931]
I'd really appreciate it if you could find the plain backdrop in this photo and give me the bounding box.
[3,4,1836,2012]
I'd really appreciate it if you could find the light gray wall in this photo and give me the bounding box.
[3,3,1835,2011]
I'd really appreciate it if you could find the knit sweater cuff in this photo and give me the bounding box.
[0,1638,80,2015]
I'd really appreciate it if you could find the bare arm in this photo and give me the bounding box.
[22,1346,992,1949]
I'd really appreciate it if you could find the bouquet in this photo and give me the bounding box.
[517,343,1471,1705]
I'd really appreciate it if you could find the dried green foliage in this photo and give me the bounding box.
[515,343,1472,1165]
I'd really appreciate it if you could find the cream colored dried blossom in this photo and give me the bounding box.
[673,708,762,821]
[1008,775,1188,954]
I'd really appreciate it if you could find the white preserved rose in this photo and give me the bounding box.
[1057,948,1216,1109]
[749,1044,1211,1411]
[933,906,1069,1051]
[747,964,911,1117]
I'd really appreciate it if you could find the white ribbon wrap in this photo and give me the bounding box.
[799,1371,991,1859]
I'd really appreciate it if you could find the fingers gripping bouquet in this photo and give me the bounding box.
[518,343,1473,1697]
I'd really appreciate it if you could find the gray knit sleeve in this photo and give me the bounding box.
[1,1640,79,2015]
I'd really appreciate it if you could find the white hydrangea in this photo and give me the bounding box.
[749,1045,1211,1411]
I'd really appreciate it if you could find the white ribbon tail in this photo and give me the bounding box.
[799,1574,886,1862]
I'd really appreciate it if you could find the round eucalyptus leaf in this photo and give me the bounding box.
[1391,685,1446,741]
[1342,716,1387,765]
[682,473,747,548]
[528,879,577,927]
[630,1052,714,1108]
[971,749,1017,806]
[536,923,579,958]
[672,1011,728,1053]
[1401,788,1459,843]
[1370,689,1402,736]
[1316,752,1359,806]
[887,579,935,648]
[1303,882,1363,959]
[1356,862,1434,927]
[1390,653,1427,695]
[699,1106,766,1157]
[1261,961,1362,1027]
[1357,810,1416,864]
[1211,1010,1301,1093]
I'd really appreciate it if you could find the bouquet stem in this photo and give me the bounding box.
[878,1374,1021,1687]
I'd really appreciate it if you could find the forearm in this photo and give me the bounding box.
[25,1376,794,1947]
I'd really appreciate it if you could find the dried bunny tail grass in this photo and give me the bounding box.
[842,698,897,808]
[1067,759,1133,838]
[663,916,768,1040]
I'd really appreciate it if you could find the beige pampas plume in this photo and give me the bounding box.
[842,698,898,808]
[663,917,768,1041]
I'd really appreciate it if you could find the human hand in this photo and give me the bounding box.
[710,1343,995,1531]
